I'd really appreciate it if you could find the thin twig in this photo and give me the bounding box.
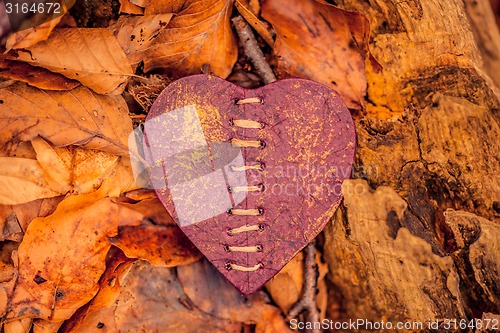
[232,15,277,84]
[287,240,321,333]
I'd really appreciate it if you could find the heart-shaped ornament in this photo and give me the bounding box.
[139,75,355,294]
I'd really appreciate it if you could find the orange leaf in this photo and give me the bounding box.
[0,138,139,205]
[8,29,134,94]
[0,84,132,156]
[144,0,237,78]
[110,225,202,267]
[0,58,80,91]
[234,0,274,46]
[262,0,373,109]
[5,190,142,322]
[110,14,173,69]
[119,0,144,14]
[6,15,64,50]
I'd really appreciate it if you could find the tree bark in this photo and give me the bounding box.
[322,0,500,330]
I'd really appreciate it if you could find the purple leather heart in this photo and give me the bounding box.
[142,75,355,294]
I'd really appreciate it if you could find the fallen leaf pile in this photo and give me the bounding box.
[0,0,374,331]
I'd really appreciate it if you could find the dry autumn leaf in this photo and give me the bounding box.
[264,251,328,318]
[119,0,144,14]
[5,189,142,322]
[143,0,237,78]
[2,317,32,333]
[0,196,63,242]
[7,29,134,94]
[0,138,139,205]
[0,58,80,91]
[0,84,132,156]
[0,158,61,205]
[110,224,202,267]
[6,15,64,50]
[262,0,373,109]
[110,14,173,69]
[63,260,292,333]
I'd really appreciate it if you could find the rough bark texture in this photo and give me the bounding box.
[322,0,500,329]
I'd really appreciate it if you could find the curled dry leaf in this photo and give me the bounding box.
[32,320,62,333]
[262,0,373,109]
[0,58,80,91]
[176,260,294,333]
[110,14,173,69]
[0,84,132,156]
[7,29,134,94]
[115,197,175,226]
[2,318,32,333]
[63,260,291,333]
[119,0,144,14]
[0,138,139,205]
[5,189,143,322]
[234,0,274,46]
[5,15,64,50]
[0,158,61,205]
[110,225,202,267]
[0,197,63,242]
[144,0,237,78]
[59,251,135,333]
[0,262,18,319]
[265,250,329,319]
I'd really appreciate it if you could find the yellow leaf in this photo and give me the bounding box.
[144,0,237,78]
[0,84,132,156]
[8,29,134,94]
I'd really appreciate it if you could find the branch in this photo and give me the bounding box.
[287,241,321,333]
[232,15,277,84]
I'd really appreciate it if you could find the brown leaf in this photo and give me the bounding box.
[64,260,291,333]
[0,262,18,319]
[6,15,64,50]
[5,189,142,322]
[262,0,373,109]
[264,252,304,314]
[144,0,237,78]
[0,84,132,156]
[2,318,32,333]
[0,58,80,91]
[32,320,62,333]
[0,197,63,241]
[119,0,144,14]
[0,138,139,205]
[59,251,135,333]
[110,14,173,69]
[8,29,134,94]
[0,158,61,205]
[115,197,175,226]
[110,225,202,267]
[130,0,150,6]
[234,0,274,46]
[177,260,293,333]
[265,251,329,319]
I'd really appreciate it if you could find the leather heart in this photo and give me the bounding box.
[141,75,355,294]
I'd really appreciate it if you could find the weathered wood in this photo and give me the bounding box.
[323,0,500,327]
